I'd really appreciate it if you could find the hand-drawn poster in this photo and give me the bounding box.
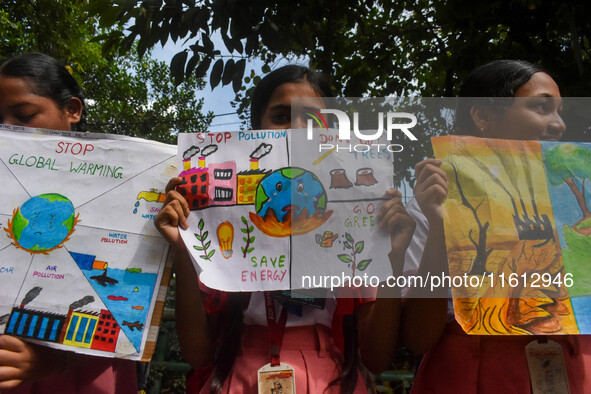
[433,135,591,335]
[0,125,175,360]
[178,129,395,292]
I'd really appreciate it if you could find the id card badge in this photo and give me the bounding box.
[258,362,295,394]
[525,339,571,394]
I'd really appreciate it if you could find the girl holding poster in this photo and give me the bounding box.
[0,52,136,393]
[400,60,591,393]
[155,65,416,393]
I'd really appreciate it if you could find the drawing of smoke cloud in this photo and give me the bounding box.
[201,144,219,157]
[183,146,201,160]
[250,143,273,159]
[20,286,42,306]
[70,295,95,309]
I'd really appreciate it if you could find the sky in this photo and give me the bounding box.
[153,40,245,132]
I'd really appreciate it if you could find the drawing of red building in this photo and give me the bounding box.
[178,157,210,210]
[91,309,120,352]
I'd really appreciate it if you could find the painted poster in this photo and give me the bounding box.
[178,129,395,292]
[0,124,175,360]
[433,135,591,335]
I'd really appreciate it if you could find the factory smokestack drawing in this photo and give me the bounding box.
[182,146,200,171]
[237,144,273,205]
[20,286,42,308]
[178,144,219,210]
[199,144,219,168]
[59,295,95,343]
[249,143,273,170]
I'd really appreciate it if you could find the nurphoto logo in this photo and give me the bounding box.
[305,108,418,153]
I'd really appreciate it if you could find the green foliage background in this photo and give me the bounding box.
[0,0,212,144]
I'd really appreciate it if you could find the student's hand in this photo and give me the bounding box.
[0,335,66,390]
[414,158,448,224]
[154,177,190,250]
[379,188,416,264]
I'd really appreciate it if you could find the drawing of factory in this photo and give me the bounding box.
[4,289,120,352]
[178,143,273,210]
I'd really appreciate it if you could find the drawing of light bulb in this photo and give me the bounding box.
[216,221,234,259]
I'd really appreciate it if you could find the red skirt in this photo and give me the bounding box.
[194,324,368,393]
[4,356,136,394]
[411,321,591,394]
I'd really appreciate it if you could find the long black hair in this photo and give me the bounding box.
[455,59,546,135]
[250,65,332,129]
[0,52,87,132]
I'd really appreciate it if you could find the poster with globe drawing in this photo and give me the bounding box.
[0,125,175,360]
[178,129,395,292]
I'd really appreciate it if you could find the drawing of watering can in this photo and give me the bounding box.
[315,231,339,247]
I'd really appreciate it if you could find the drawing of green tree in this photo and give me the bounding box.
[338,232,372,277]
[545,144,591,230]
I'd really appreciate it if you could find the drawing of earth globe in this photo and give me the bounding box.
[254,167,327,222]
[10,193,77,253]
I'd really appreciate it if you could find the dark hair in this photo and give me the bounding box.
[455,59,546,135]
[250,65,332,130]
[0,52,87,132]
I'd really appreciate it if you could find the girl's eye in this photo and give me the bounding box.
[17,113,36,123]
[297,182,304,193]
[271,112,290,124]
[276,182,282,192]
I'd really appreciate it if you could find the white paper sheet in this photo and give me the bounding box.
[0,125,175,360]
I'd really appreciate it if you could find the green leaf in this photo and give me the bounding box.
[243,237,249,242]
[210,59,223,89]
[198,219,205,230]
[222,59,235,86]
[202,32,214,53]
[248,226,254,232]
[354,241,365,254]
[241,228,249,233]
[207,249,215,258]
[202,231,209,240]
[343,241,352,249]
[170,50,188,85]
[338,254,352,263]
[241,246,246,254]
[345,233,354,243]
[200,255,207,260]
[185,54,199,78]
[250,236,255,242]
[357,259,372,271]
[194,233,202,241]
[194,56,212,79]
[232,59,246,93]
[246,247,254,253]
[204,240,211,249]
[241,216,248,225]
[194,245,204,251]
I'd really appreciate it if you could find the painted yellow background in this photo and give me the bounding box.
[432,136,578,335]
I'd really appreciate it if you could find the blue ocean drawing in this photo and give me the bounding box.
[70,252,157,352]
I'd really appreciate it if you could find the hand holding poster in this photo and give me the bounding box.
[177,129,396,292]
[433,135,591,335]
[0,125,175,360]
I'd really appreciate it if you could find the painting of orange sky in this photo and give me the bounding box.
[432,136,578,335]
